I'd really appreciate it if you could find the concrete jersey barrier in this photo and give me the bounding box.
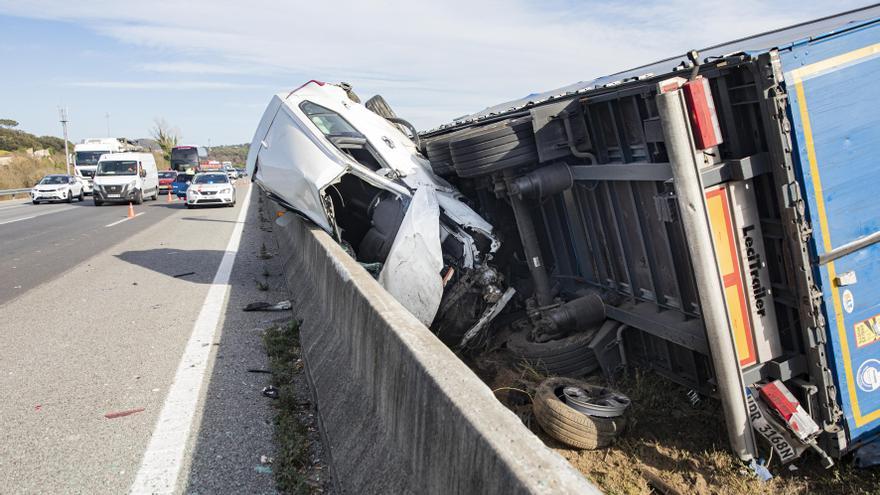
[272,204,600,494]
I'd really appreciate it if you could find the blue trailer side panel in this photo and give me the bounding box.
[781,22,880,445]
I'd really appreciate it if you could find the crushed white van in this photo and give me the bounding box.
[247,81,506,341]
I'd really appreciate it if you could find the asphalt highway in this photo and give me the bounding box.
[0,183,286,494]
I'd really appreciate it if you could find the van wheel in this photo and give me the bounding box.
[532,377,626,449]
[78,190,84,202]
[151,189,159,201]
[93,199,103,206]
[134,190,144,205]
[449,116,538,178]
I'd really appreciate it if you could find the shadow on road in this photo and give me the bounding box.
[114,248,226,284]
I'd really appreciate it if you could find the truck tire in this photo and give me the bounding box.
[449,116,538,178]
[508,328,599,377]
[425,139,455,176]
[365,94,398,120]
[532,377,626,449]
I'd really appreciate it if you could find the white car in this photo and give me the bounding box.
[247,81,505,341]
[224,166,239,180]
[185,172,236,208]
[31,174,85,204]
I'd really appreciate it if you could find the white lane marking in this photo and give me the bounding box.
[105,212,145,228]
[0,201,29,211]
[0,215,36,226]
[130,185,253,494]
[0,205,78,225]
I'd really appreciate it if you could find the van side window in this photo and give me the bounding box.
[299,101,361,137]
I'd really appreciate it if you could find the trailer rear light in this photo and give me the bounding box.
[657,76,723,149]
[683,77,723,149]
[759,380,820,441]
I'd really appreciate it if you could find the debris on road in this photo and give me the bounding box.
[243,300,292,312]
[261,386,279,399]
[104,407,145,419]
[254,465,273,475]
[247,368,272,374]
[172,271,196,278]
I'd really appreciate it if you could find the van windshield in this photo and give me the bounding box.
[97,160,138,176]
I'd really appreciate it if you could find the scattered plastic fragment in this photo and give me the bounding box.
[262,386,279,399]
[247,369,272,374]
[104,407,145,419]
[254,465,273,474]
[748,459,773,481]
[260,455,273,465]
[173,271,196,278]
[788,464,798,472]
[243,300,292,312]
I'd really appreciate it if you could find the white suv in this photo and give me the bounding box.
[31,174,85,204]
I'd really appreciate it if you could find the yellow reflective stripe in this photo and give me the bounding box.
[791,44,880,427]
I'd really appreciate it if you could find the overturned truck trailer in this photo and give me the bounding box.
[421,6,880,465]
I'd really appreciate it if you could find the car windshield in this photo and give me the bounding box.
[193,174,228,184]
[96,160,138,176]
[159,171,176,178]
[40,176,68,185]
[300,101,361,137]
[75,150,108,166]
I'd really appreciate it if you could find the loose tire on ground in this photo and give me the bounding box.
[449,116,538,178]
[508,329,600,377]
[532,377,626,449]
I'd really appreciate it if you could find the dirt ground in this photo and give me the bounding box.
[469,352,880,495]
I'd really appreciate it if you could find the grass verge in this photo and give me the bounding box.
[263,320,312,494]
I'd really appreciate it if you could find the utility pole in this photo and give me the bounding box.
[105,112,111,137]
[59,107,71,176]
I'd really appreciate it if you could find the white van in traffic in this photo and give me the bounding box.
[92,152,160,206]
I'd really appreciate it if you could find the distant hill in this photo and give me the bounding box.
[208,143,249,166]
[0,125,72,154]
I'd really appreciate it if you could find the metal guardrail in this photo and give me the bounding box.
[0,188,31,198]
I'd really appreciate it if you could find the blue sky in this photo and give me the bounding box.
[0,0,870,145]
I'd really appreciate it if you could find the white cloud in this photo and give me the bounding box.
[136,61,251,75]
[0,0,871,129]
[69,80,263,90]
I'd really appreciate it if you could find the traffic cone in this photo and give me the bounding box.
[167,189,172,202]
[127,202,135,219]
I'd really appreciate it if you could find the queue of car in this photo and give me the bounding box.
[29,151,244,209]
